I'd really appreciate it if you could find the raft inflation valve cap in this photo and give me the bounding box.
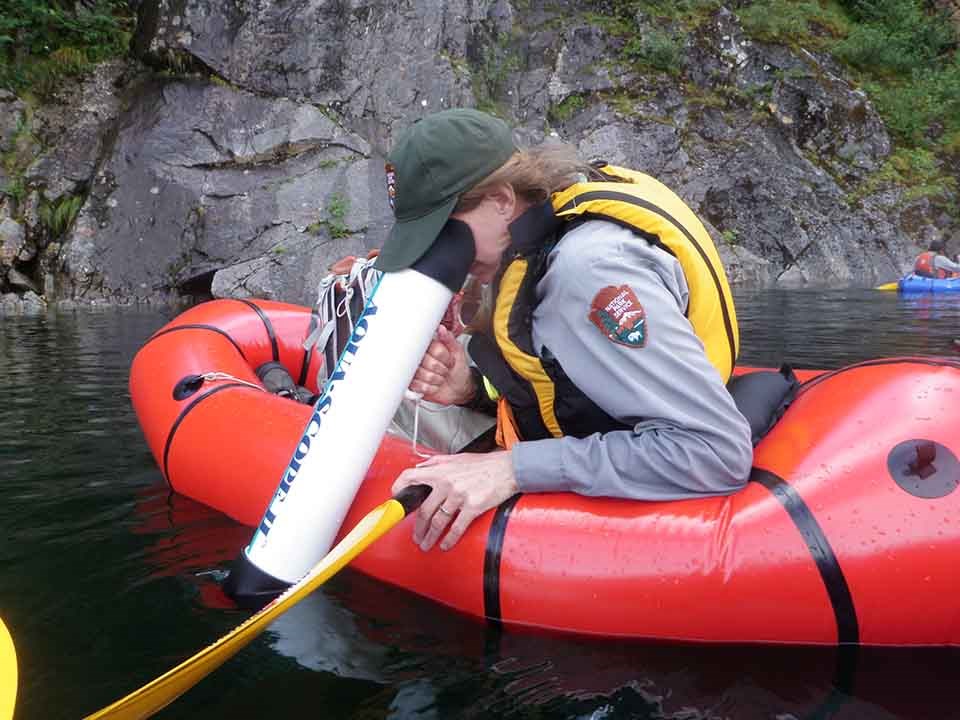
[172,374,205,400]
[887,439,959,499]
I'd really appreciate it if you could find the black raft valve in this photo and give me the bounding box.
[172,374,206,401]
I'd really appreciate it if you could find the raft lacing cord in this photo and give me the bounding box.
[304,257,431,458]
[304,257,381,390]
[199,372,265,392]
[405,389,432,460]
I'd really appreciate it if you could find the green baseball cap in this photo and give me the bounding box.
[376,108,516,272]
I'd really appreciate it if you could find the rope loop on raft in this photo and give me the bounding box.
[305,255,382,391]
[306,254,431,456]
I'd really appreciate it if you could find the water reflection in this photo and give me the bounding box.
[134,480,958,720]
[3,294,960,719]
[230,567,958,720]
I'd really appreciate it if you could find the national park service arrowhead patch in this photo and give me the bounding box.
[589,285,647,348]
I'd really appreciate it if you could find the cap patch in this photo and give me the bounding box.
[589,285,647,347]
[385,162,397,211]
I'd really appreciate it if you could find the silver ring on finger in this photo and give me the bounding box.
[438,505,454,516]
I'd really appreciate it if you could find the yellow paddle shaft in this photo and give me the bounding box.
[84,495,412,720]
[875,281,899,291]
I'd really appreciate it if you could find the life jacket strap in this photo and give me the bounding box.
[495,398,522,449]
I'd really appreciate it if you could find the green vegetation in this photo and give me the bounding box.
[0,0,133,95]
[684,81,731,109]
[850,147,958,202]
[1,111,38,206]
[326,193,349,236]
[582,1,958,160]
[585,0,720,75]
[623,28,684,75]
[615,0,722,24]
[1,174,27,204]
[727,0,959,204]
[307,192,351,238]
[37,192,82,236]
[548,94,586,123]
[604,90,642,117]
[830,1,960,149]
[833,0,954,75]
[721,228,740,245]
[733,1,960,155]
[472,30,521,118]
[737,1,849,45]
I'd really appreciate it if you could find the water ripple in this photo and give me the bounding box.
[2,298,959,720]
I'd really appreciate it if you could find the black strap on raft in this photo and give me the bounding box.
[727,364,800,446]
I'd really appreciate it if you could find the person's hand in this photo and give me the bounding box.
[390,451,519,551]
[409,325,475,406]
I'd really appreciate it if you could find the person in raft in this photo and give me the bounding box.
[376,108,753,552]
[913,238,960,279]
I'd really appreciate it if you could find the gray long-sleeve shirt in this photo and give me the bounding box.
[510,219,754,500]
[933,254,960,275]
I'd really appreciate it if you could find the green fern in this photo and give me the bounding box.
[38,194,83,237]
[0,1,133,94]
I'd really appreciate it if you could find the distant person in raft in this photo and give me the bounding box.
[913,238,960,279]
[376,108,753,552]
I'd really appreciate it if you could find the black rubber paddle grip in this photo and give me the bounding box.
[394,484,432,514]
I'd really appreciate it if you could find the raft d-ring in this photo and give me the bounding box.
[887,439,960,499]
[172,374,206,401]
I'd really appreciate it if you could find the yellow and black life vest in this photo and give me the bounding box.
[470,164,740,442]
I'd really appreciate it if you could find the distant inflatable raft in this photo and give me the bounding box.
[898,273,960,293]
[130,299,960,647]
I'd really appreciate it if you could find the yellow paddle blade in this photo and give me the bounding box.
[0,617,16,720]
[875,281,899,291]
[85,497,408,720]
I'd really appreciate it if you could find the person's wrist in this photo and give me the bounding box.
[459,367,498,414]
[453,367,479,406]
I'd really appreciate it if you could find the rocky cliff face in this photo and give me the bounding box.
[1,1,957,310]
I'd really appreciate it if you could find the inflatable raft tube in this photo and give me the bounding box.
[130,299,960,646]
[898,273,960,293]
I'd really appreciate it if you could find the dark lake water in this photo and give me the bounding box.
[1,288,958,720]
